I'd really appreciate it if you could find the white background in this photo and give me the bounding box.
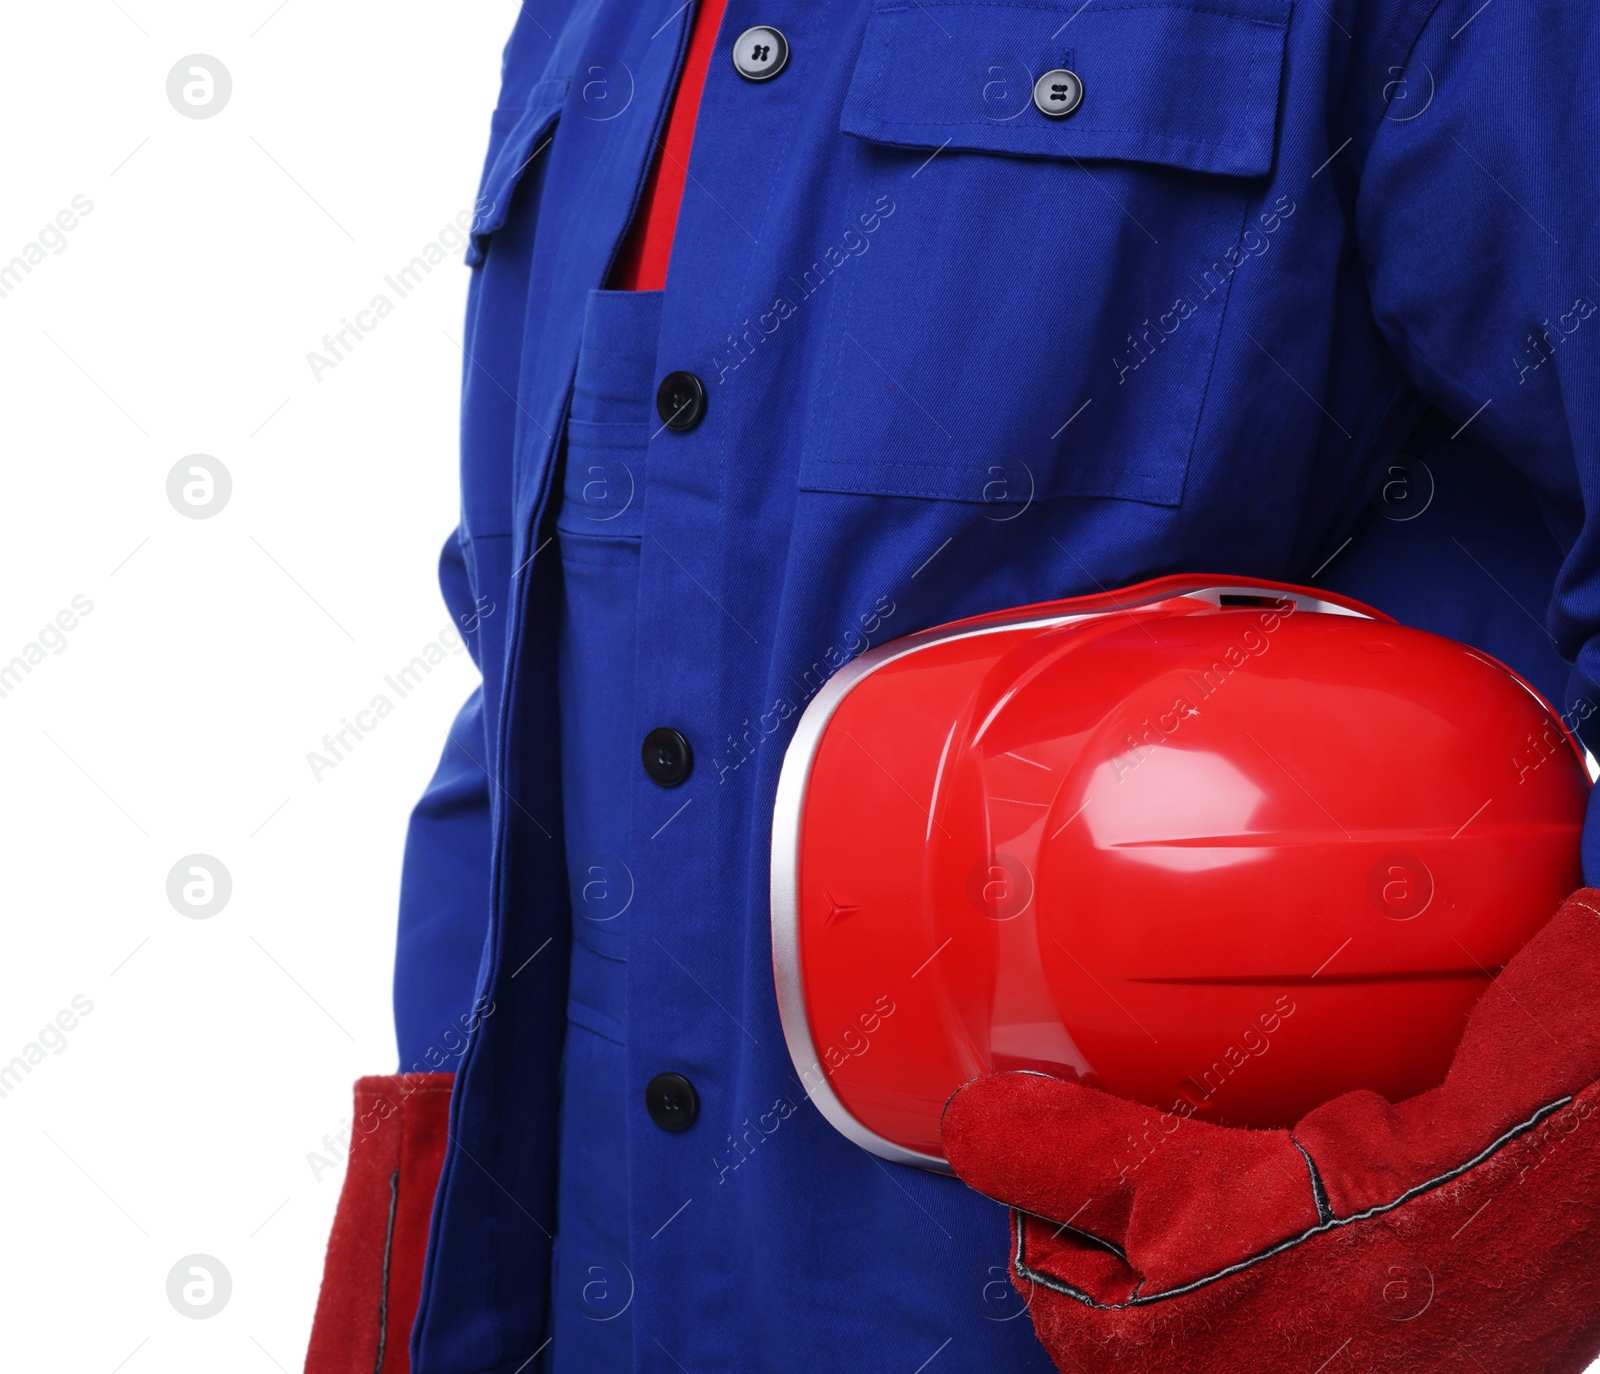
[0,3,518,1368]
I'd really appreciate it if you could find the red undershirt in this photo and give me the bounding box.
[609,0,731,291]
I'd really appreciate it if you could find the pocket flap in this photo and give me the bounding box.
[466,79,568,266]
[842,0,1291,178]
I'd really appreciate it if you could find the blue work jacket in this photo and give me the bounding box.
[393,1,1600,1370]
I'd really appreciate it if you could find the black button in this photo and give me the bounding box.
[646,1072,699,1132]
[642,726,693,787]
[656,371,706,431]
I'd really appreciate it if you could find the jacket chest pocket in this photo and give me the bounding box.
[799,0,1292,508]
[466,81,568,269]
[456,82,566,545]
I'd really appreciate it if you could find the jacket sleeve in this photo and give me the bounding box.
[303,534,491,1374]
[1352,0,1600,871]
[392,528,496,1073]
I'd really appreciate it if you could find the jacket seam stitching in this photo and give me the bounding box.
[874,0,1287,21]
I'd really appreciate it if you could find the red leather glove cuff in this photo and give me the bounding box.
[943,891,1600,1372]
[304,1073,453,1374]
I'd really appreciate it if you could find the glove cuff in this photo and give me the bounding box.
[304,1073,453,1374]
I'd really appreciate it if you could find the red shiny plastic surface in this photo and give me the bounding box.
[782,578,1588,1162]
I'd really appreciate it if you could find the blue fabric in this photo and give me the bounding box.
[1320,434,1571,708]
[392,1,1600,1370]
[545,287,664,1366]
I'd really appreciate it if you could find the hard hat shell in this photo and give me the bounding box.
[771,577,1588,1170]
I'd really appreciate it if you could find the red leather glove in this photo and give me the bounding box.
[304,1074,452,1374]
[943,891,1600,1373]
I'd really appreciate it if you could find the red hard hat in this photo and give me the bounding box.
[770,576,1589,1169]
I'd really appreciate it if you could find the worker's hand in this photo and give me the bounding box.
[943,890,1600,1373]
